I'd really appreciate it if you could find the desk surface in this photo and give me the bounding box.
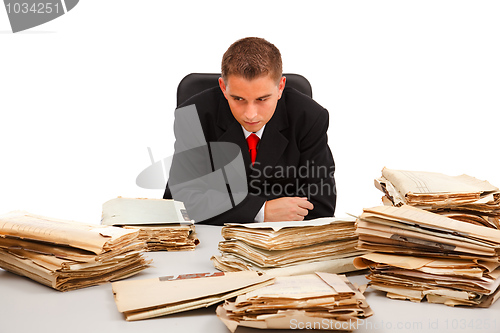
[1,224,499,333]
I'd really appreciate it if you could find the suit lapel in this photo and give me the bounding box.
[252,99,289,176]
[216,98,253,175]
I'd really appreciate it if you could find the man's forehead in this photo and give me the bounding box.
[225,74,279,96]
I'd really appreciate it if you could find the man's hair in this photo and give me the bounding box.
[221,37,282,84]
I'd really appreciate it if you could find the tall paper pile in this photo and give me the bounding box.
[217,272,373,332]
[354,205,500,307]
[211,217,365,276]
[0,211,150,291]
[101,197,199,251]
[375,167,500,228]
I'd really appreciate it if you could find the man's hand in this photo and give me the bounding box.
[263,197,314,222]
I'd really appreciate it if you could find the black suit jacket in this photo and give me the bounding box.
[164,86,336,225]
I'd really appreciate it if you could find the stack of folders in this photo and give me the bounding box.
[0,211,150,291]
[112,271,275,321]
[217,272,373,332]
[101,197,199,251]
[354,205,500,307]
[375,167,500,228]
[211,217,365,277]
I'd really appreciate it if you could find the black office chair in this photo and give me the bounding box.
[177,73,312,107]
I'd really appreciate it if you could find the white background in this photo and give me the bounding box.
[1,0,499,224]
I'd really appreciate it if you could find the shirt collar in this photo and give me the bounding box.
[242,125,265,139]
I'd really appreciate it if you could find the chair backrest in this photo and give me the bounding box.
[177,73,312,107]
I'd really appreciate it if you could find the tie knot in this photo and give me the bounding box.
[247,133,260,150]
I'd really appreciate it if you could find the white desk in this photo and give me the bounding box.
[1,224,499,333]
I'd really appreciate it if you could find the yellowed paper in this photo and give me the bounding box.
[111,271,275,321]
[217,273,373,332]
[0,211,150,291]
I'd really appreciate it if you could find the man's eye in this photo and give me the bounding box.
[234,97,243,101]
[257,98,267,102]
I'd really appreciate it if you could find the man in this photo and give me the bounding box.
[164,37,336,225]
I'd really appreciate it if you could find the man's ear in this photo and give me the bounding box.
[278,76,286,99]
[218,77,228,100]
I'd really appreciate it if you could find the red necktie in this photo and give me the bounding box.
[247,133,260,165]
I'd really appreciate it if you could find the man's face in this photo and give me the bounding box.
[219,74,286,133]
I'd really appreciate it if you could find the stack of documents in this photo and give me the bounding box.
[101,197,199,251]
[355,205,500,307]
[375,167,500,228]
[211,217,365,276]
[217,272,373,332]
[112,271,274,321]
[122,224,198,251]
[0,211,150,291]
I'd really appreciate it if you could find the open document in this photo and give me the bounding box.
[0,211,150,291]
[211,217,364,276]
[217,272,373,332]
[111,271,274,321]
[101,197,199,251]
[375,167,500,228]
[355,205,500,307]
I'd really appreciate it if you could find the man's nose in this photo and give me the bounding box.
[244,103,258,120]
